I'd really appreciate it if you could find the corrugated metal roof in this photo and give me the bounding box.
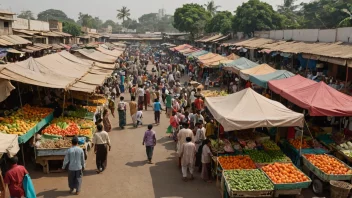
[0,35,31,46]
[199,34,223,42]
[212,35,229,42]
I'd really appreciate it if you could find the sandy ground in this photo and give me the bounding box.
[27,63,324,198]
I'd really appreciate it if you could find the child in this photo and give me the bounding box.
[135,109,143,127]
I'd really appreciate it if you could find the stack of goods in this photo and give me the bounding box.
[239,140,257,150]
[223,169,274,194]
[218,156,256,170]
[223,139,234,152]
[304,154,352,175]
[262,163,311,184]
[42,117,94,138]
[83,106,97,113]
[244,150,290,163]
[66,108,94,119]
[210,139,225,153]
[289,139,311,149]
[201,90,227,97]
[71,92,106,105]
[262,140,280,151]
[0,104,52,135]
[38,139,72,149]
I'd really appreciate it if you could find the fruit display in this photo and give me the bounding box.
[0,104,52,135]
[79,129,93,137]
[262,140,280,151]
[67,108,90,118]
[289,139,310,149]
[239,140,257,149]
[201,90,228,97]
[223,169,274,191]
[42,117,93,137]
[39,139,72,149]
[218,156,256,170]
[262,163,310,184]
[210,139,225,153]
[244,150,289,163]
[83,106,97,113]
[304,154,352,175]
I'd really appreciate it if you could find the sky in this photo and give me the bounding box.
[0,0,309,22]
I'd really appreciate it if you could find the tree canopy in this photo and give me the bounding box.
[18,10,35,20]
[206,11,233,34]
[232,0,285,36]
[173,4,211,38]
[37,9,74,22]
[77,13,103,29]
[62,21,81,37]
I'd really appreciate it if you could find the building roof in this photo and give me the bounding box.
[0,35,32,46]
[0,10,15,15]
[0,16,15,21]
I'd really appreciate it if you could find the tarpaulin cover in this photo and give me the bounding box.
[0,51,113,93]
[96,46,123,58]
[240,64,276,80]
[249,70,295,88]
[0,79,15,102]
[222,57,258,74]
[197,53,217,61]
[268,75,316,95]
[0,133,19,157]
[205,88,304,131]
[201,54,228,66]
[280,81,352,116]
[187,50,209,58]
[227,53,240,60]
[77,49,116,63]
[171,44,192,51]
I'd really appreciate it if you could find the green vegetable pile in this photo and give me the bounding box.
[262,140,280,150]
[56,122,68,129]
[244,150,288,163]
[224,169,274,191]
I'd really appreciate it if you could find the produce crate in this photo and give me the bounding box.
[223,170,274,197]
[302,154,352,182]
[36,148,69,157]
[218,155,255,171]
[261,163,312,190]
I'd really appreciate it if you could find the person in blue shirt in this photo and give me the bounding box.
[62,137,85,195]
[153,98,163,124]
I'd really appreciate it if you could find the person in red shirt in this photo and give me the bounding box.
[4,156,28,198]
[245,81,252,88]
[194,96,204,111]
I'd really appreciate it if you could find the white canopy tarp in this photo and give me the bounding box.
[0,133,19,157]
[205,88,304,131]
[0,79,15,102]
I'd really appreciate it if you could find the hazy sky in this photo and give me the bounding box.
[0,0,309,22]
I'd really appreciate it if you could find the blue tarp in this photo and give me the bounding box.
[187,50,209,58]
[298,54,316,70]
[222,57,258,74]
[249,70,295,88]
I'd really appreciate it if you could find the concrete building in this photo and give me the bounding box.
[0,10,15,35]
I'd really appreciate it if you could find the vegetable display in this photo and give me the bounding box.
[201,90,227,97]
[304,154,352,175]
[42,117,94,137]
[210,139,225,153]
[244,150,288,163]
[83,106,97,113]
[262,163,310,184]
[262,140,280,150]
[224,169,274,191]
[289,139,310,149]
[0,104,52,135]
[39,139,72,149]
[218,156,256,170]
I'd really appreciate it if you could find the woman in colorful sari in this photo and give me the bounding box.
[117,96,127,129]
[146,88,151,107]
[102,108,111,132]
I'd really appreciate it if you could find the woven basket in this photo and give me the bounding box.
[330,180,352,198]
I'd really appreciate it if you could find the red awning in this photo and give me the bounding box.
[280,81,352,116]
[268,75,316,95]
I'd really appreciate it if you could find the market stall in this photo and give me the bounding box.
[221,57,258,74]
[249,70,295,89]
[204,88,309,197]
[239,64,276,81]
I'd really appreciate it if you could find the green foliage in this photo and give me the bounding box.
[77,13,103,29]
[173,3,211,38]
[137,13,178,33]
[37,9,74,22]
[204,0,221,17]
[232,0,285,36]
[300,0,352,28]
[122,19,140,30]
[117,6,131,25]
[277,0,302,28]
[206,11,233,34]
[62,21,81,37]
[18,10,35,20]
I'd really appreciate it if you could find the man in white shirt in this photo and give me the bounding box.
[195,122,206,151]
[177,123,194,167]
[135,110,143,127]
[137,85,145,110]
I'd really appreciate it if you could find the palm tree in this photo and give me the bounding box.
[204,1,220,17]
[339,8,352,27]
[277,0,299,14]
[117,6,131,26]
